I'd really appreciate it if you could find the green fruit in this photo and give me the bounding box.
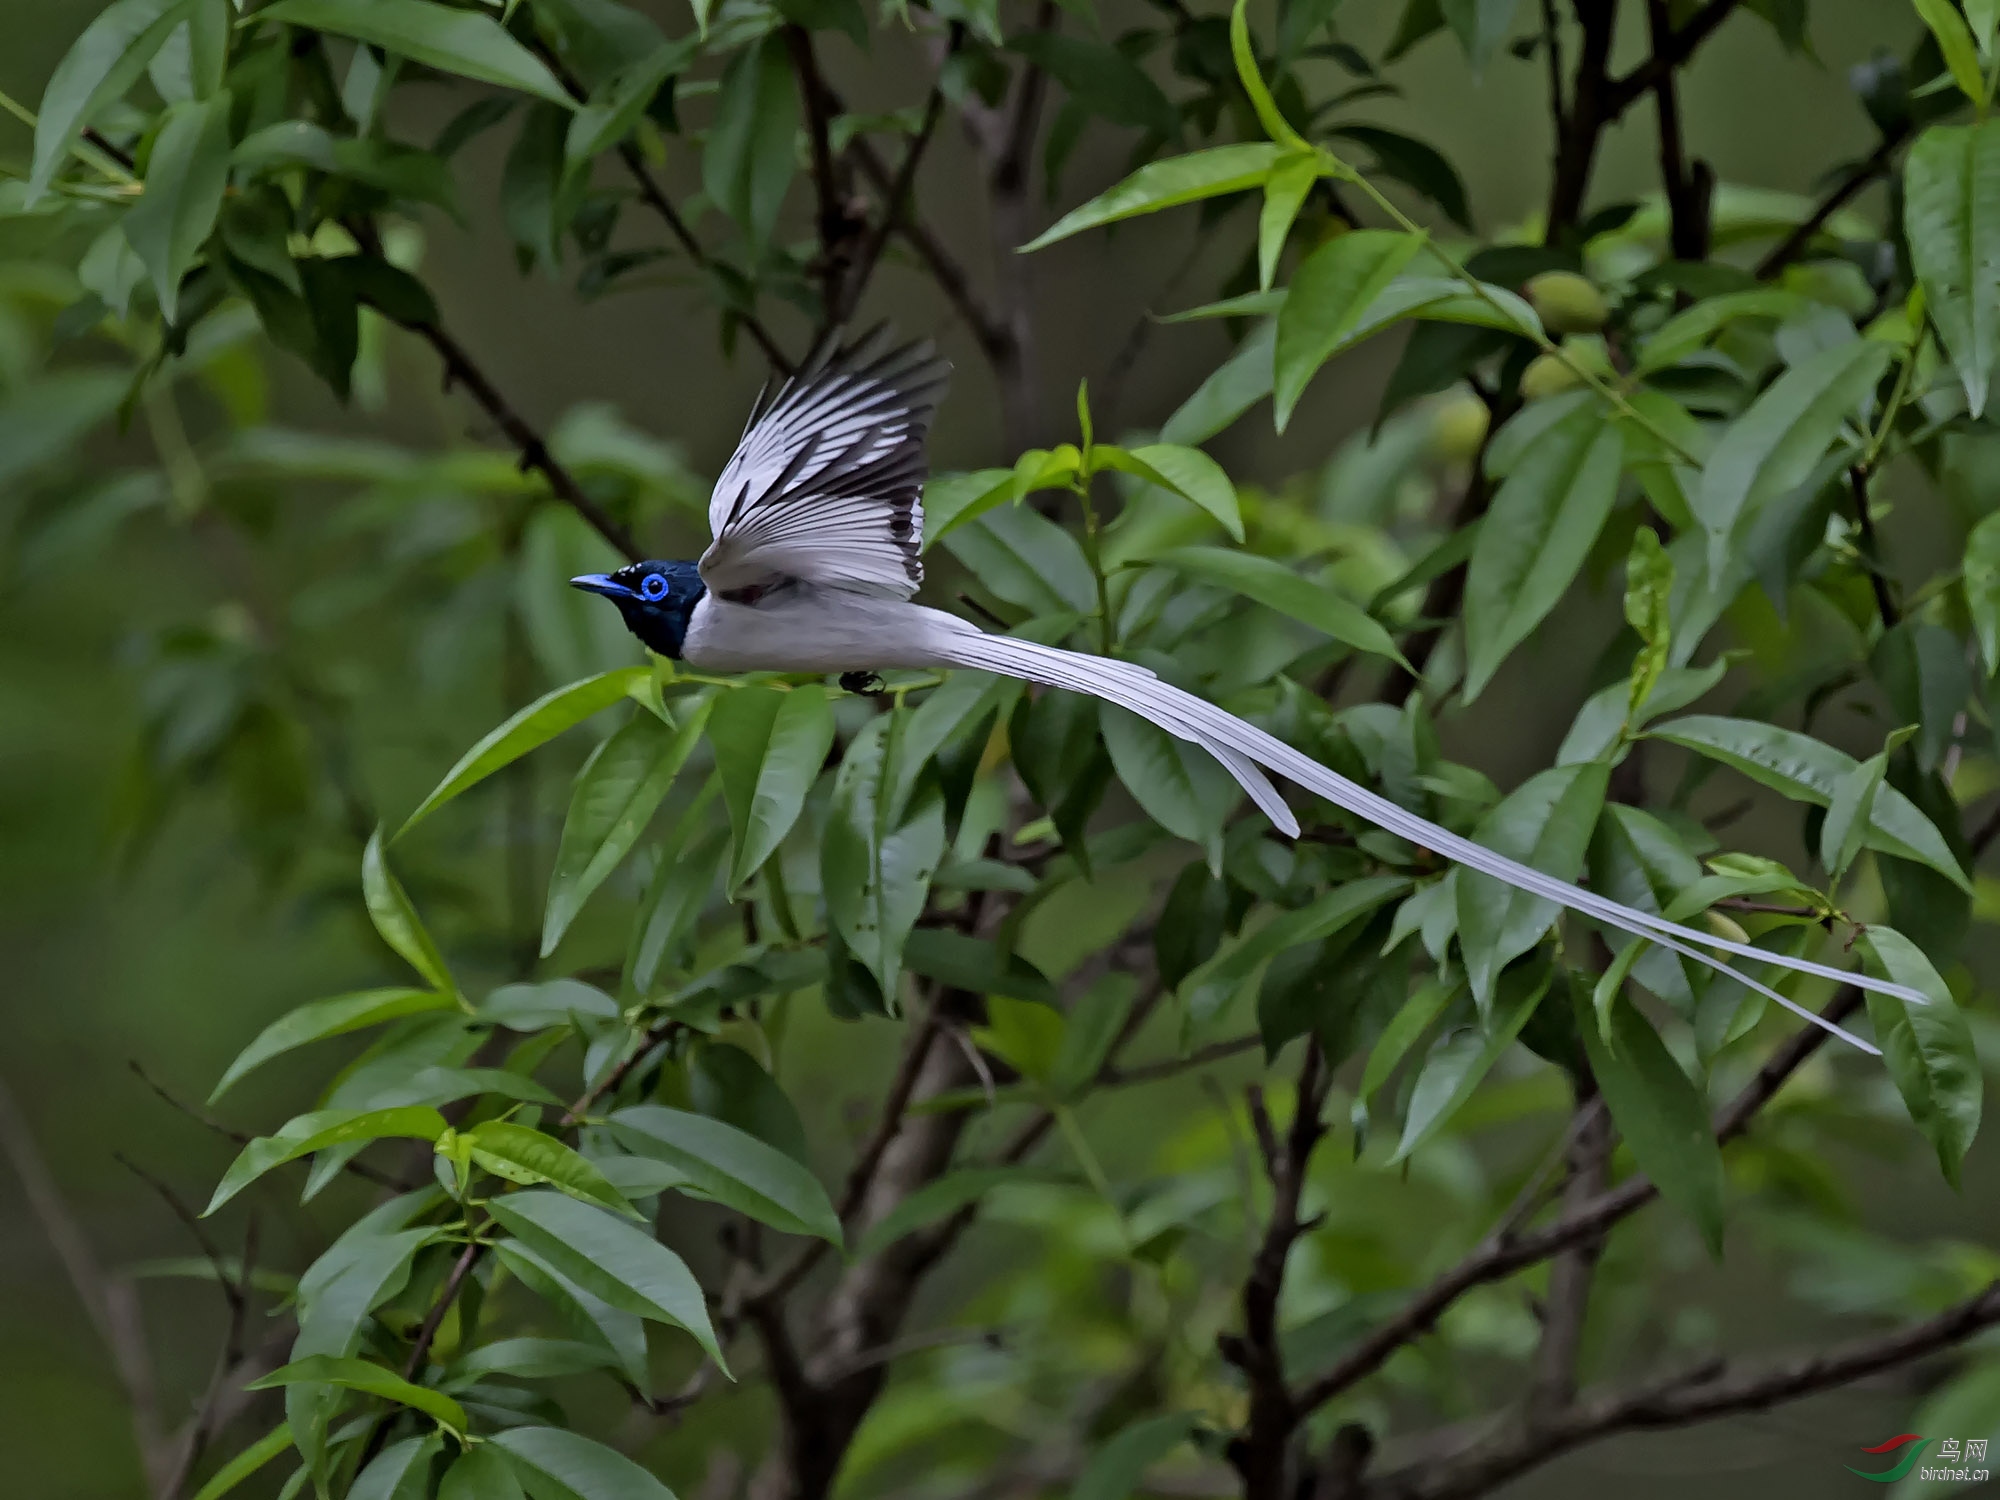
[1429,392,1490,463]
[1525,271,1610,334]
[1519,353,1581,402]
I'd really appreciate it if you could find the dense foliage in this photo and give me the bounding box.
[5,0,2000,1497]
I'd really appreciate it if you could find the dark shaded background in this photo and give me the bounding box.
[2,2,1987,1496]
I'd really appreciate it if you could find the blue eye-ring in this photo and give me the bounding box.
[641,574,670,601]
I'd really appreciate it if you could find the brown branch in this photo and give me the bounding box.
[840,32,962,328]
[1524,1095,1610,1427]
[1602,0,1746,117]
[1645,0,1710,262]
[561,1017,683,1127]
[413,317,643,562]
[1292,987,1865,1423]
[1374,1281,2000,1500]
[0,1072,168,1492]
[1222,1041,1331,1500]
[159,1215,261,1500]
[1847,466,1901,629]
[1755,127,1911,281]
[1546,0,1619,238]
[786,25,864,330]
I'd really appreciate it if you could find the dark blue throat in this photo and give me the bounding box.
[570,560,706,659]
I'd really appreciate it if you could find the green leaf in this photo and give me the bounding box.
[484,1190,725,1367]
[188,1425,292,1500]
[709,685,835,893]
[1623,527,1674,721]
[30,0,196,203]
[1635,289,1812,373]
[903,929,1057,1007]
[1648,716,1970,889]
[1072,1412,1198,1500]
[1100,702,1240,868]
[461,1121,636,1215]
[1392,959,1549,1161]
[922,468,1018,546]
[1907,119,2000,419]
[942,504,1098,617]
[627,821,726,994]
[1915,0,1989,104]
[1008,33,1179,139]
[1257,153,1321,289]
[1022,143,1287,251]
[1690,339,1890,559]
[398,668,650,838]
[490,1427,679,1500]
[1273,230,1424,429]
[1357,974,1459,1101]
[1575,982,1726,1256]
[204,1107,448,1214]
[363,830,456,995]
[482,977,622,1031]
[1456,763,1609,1009]
[566,36,697,165]
[1161,321,1275,445]
[851,1166,1060,1260]
[122,89,232,321]
[1230,0,1308,148]
[1859,927,1983,1185]
[1462,403,1625,701]
[608,1104,841,1242]
[211,987,453,1101]
[1965,510,2000,676]
[702,32,796,248]
[447,1337,618,1383]
[1820,740,1900,882]
[440,1448,527,1500]
[1441,0,1523,70]
[823,710,947,1001]
[252,0,574,107]
[251,1354,464,1438]
[1556,661,1727,767]
[1095,443,1245,541]
[504,102,588,271]
[544,699,709,954]
[351,1435,441,1500]
[1326,124,1472,229]
[1180,876,1410,1042]
[1147,546,1407,665]
[491,1242,649,1393]
[686,1042,812,1164]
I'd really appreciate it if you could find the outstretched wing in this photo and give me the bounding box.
[700,328,950,598]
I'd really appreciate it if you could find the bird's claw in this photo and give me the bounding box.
[840,671,886,696]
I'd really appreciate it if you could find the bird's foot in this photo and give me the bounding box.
[839,670,886,696]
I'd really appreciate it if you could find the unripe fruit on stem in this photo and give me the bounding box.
[1429,391,1490,463]
[1519,353,1581,401]
[1525,271,1610,334]
[1704,910,1752,948]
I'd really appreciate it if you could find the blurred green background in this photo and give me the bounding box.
[1,2,1986,1497]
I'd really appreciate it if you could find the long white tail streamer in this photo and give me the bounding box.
[927,627,1907,1054]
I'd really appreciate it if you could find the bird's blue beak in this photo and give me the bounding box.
[570,573,630,600]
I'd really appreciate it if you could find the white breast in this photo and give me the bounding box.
[680,589,968,674]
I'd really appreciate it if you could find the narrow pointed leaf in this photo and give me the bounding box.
[484,1191,725,1367]
[490,1428,680,1500]
[1023,143,1287,251]
[462,1121,636,1215]
[204,1107,448,1214]
[1274,230,1424,428]
[543,699,710,954]
[709,684,835,893]
[608,1104,840,1242]
[1258,154,1321,289]
[1462,404,1624,701]
[252,0,574,107]
[1148,546,1406,665]
[248,1354,466,1437]
[1907,119,2000,419]
[1392,960,1549,1161]
[122,89,232,321]
[188,1425,292,1500]
[363,830,456,994]
[30,0,196,201]
[211,988,452,1101]
[1860,927,1982,1185]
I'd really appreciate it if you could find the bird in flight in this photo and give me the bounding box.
[573,328,1923,1051]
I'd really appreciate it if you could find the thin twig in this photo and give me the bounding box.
[128,1061,408,1191]
[1756,127,1911,280]
[842,32,962,327]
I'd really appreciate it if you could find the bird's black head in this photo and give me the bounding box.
[571,561,707,659]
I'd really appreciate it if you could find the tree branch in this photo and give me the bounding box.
[840,33,962,329]
[1524,1094,1610,1427]
[1645,0,1711,263]
[1375,1281,2000,1500]
[1754,127,1911,281]
[1546,0,1619,238]
[1292,987,1864,1422]
[1602,0,1746,117]
[1223,1041,1331,1499]
[786,25,865,331]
